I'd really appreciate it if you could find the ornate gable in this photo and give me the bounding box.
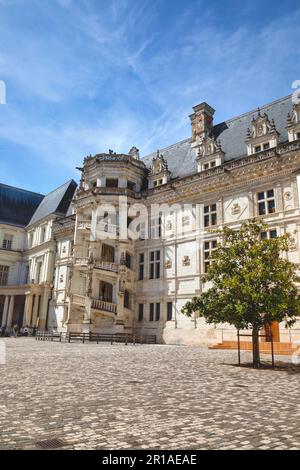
[195,135,225,172]
[148,151,171,188]
[245,109,279,155]
[287,102,300,142]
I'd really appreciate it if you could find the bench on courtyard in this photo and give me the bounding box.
[35,331,63,342]
[67,332,156,345]
[35,331,156,345]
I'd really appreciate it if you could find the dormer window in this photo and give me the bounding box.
[287,102,300,142]
[148,151,171,189]
[246,110,279,155]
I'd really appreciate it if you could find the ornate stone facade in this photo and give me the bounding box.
[1,94,300,345]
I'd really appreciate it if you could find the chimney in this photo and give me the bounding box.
[189,102,215,144]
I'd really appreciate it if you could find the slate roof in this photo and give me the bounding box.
[0,184,44,227]
[28,180,77,226]
[142,94,293,179]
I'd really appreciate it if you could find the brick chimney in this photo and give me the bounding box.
[189,103,215,145]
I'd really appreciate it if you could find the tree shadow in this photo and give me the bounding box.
[222,361,300,375]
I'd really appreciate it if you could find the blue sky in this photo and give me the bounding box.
[0,0,300,194]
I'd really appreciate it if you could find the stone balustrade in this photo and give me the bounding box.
[91,299,117,314]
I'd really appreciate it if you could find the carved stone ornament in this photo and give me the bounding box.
[182,256,190,266]
[246,109,279,140]
[196,136,223,158]
[166,220,173,231]
[150,151,169,176]
[165,260,172,269]
[182,216,190,226]
[284,191,292,201]
[231,202,241,215]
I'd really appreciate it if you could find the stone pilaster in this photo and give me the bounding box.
[6,296,15,328]
[1,296,10,327]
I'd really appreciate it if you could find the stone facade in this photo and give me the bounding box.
[1,94,300,345]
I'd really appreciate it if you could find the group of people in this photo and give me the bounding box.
[0,324,30,337]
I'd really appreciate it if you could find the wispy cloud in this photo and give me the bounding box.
[0,0,300,192]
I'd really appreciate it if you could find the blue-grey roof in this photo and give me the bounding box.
[0,184,44,227]
[142,95,293,179]
[28,180,77,226]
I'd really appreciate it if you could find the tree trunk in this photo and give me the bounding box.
[252,326,260,368]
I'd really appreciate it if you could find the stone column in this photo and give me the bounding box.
[82,297,91,334]
[24,293,33,327]
[1,296,10,327]
[32,294,40,327]
[38,294,49,331]
[22,295,29,327]
[6,296,15,328]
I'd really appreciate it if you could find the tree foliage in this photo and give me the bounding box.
[181,220,300,366]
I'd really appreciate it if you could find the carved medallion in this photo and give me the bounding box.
[182,256,190,266]
[231,203,241,215]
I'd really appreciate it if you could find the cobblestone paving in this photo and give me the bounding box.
[0,338,299,450]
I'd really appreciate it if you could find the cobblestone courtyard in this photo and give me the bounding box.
[0,338,299,450]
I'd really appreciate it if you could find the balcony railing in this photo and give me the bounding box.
[74,257,118,273]
[74,257,89,267]
[95,260,118,273]
[91,299,117,314]
[77,221,91,230]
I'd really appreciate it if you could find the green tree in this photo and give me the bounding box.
[181,220,300,368]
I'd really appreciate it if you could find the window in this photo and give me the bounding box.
[137,220,147,240]
[28,232,34,248]
[257,189,275,215]
[127,180,135,191]
[204,204,217,227]
[138,253,144,280]
[149,303,160,321]
[261,229,277,240]
[204,240,217,273]
[167,302,172,321]
[149,250,160,279]
[210,161,216,168]
[106,178,118,188]
[138,304,144,321]
[263,142,270,150]
[124,290,130,309]
[255,145,261,153]
[0,265,9,286]
[150,215,162,239]
[149,303,154,321]
[2,234,13,250]
[297,132,300,140]
[155,303,160,321]
[125,252,132,269]
[204,163,209,170]
[40,226,46,243]
[92,181,97,188]
[36,261,43,284]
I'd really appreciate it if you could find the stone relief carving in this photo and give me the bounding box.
[165,260,172,269]
[284,191,292,201]
[150,151,169,176]
[182,256,190,266]
[246,109,279,140]
[231,203,241,215]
